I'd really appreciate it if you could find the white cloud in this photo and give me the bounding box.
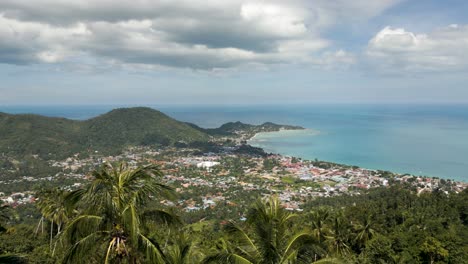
[367,25,468,73]
[0,15,90,64]
[240,2,307,37]
[0,0,402,70]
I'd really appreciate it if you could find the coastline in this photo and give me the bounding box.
[3,105,466,182]
[248,128,318,141]
[246,128,467,184]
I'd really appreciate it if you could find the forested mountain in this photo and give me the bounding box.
[82,107,209,152]
[0,108,301,160]
[0,107,208,159]
[0,112,82,159]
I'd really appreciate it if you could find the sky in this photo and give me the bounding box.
[1,0,468,105]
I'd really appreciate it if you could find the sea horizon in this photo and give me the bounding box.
[1,103,467,182]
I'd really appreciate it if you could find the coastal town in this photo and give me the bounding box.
[2,1,468,261]
[2,140,466,216]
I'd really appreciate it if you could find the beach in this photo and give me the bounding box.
[2,104,468,181]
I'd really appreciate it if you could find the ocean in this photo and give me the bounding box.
[1,104,467,182]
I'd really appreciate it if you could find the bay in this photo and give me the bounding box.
[1,104,467,181]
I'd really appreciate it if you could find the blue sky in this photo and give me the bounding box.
[1,0,468,105]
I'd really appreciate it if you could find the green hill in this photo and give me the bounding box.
[0,112,82,158]
[0,107,303,160]
[82,107,209,153]
[0,107,209,159]
[215,121,303,134]
[187,121,304,137]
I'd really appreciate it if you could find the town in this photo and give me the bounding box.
[2,142,466,218]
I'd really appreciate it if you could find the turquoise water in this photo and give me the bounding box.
[245,105,468,181]
[1,104,467,181]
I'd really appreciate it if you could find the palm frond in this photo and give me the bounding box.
[139,234,166,263]
[62,230,108,263]
[281,231,317,263]
[61,214,103,245]
[60,162,177,263]
[224,221,259,260]
[202,252,253,264]
[312,257,346,264]
[143,209,182,227]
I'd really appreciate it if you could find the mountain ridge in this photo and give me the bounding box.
[0,107,303,159]
[0,107,207,159]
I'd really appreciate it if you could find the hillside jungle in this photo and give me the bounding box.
[0,162,467,264]
[1,108,467,263]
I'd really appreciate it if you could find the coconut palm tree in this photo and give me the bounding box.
[353,215,377,250]
[325,211,351,258]
[309,207,331,243]
[35,188,72,253]
[159,232,203,264]
[203,196,324,264]
[60,162,177,264]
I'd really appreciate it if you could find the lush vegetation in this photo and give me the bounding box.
[0,108,209,159]
[1,163,467,263]
[0,108,303,160]
[186,121,304,137]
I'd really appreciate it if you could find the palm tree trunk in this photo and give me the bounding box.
[35,217,43,234]
[52,222,62,256]
[50,220,54,250]
[164,229,171,248]
[52,240,57,256]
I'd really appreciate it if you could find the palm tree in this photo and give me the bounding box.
[353,215,377,250]
[325,212,351,258]
[160,232,203,264]
[203,196,324,264]
[35,188,72,253]
[309,207,331,243]
[60,162,178,263]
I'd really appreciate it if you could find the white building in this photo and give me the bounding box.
[196,161,220,171]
